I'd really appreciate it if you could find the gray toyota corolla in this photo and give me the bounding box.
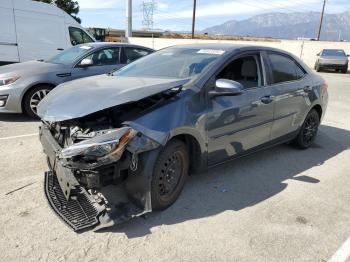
[0,42,153,117]
[38,44,328,231]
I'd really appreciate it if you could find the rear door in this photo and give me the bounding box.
[0,0,19,64]
[70,47,121,80]
[265,51,312,140]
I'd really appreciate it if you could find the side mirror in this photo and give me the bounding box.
[209,79,243,98]
[316,53,320,56]
[79,58,93,68]
[347,54,350,57]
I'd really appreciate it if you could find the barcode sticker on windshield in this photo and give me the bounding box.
[197,49,225,55]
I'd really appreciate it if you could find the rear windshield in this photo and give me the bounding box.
[322,49,346,57]
[46,45,94,65]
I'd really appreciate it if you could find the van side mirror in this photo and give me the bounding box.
[79,58,93,68]
[209,79,243,98]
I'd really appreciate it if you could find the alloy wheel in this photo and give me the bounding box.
[29,89,51,114]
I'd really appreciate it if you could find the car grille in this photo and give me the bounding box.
[44,171,100,231]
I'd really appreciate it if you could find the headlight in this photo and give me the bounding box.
[59,127,137,159]
[0,76,20,86]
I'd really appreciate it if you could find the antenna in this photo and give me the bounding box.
[142,0,157,30]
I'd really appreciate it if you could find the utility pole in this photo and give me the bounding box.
[126,0,132,38]
[191,0,196,39]
[317,0,326,41]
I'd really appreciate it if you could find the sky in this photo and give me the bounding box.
[78,0,350,31]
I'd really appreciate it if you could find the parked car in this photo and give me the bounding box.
[315,49,349,73]
[0,0,95,65]
[38,44,328,231]
[0,42,154,117]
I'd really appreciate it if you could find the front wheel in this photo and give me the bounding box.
[151,139,189,211]
[315,64,321,72]
[23,85,53,118]
[293,109,320,149]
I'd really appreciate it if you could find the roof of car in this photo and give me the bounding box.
[81,42,154,50]
[167,43,286,53]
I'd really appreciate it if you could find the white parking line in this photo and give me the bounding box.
[0,133,38,141]
[329,236,350,262]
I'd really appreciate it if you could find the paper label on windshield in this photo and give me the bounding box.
[80,46,92,50]
[197,49,225,55]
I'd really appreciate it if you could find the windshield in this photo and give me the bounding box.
[114,47,224,79]
[322,49,346,57]
[46,45,94,65]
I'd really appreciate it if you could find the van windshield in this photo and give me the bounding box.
[46,45,94,65]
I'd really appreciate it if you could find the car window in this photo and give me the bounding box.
[121,47,152,64]
[216,55,263,89]
[69,27,94,46]
[84,47,120,66]
[268,53,305,84]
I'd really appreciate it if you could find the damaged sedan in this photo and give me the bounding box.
[38,44,328,231]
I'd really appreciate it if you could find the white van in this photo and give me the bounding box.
[0,0,95,65]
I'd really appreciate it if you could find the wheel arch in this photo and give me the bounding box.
[312,104,323,120]
[21,83,57,112]
[168,133,206,174]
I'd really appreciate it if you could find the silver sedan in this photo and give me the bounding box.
[0,42,153,117]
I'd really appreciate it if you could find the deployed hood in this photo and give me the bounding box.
[37,74,189,122]
[0,61,66,77]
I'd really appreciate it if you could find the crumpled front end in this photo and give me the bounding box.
[39,117,161,232]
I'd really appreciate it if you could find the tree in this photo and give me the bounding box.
[33,0,81,23]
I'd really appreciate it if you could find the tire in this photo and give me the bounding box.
[151,139,189,211]
[23,85,53,118]
[341,67,348,74]
[293,109,320,149]
[316,64,321,72]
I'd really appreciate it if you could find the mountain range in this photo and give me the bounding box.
[202,11,350,41]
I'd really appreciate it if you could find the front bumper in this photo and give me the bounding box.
[44,170,109,231]
[40,125,114,231]
[318,62,348,70]
[39,125,150,232]
[0,82,26,113]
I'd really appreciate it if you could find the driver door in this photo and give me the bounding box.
[70,47,122,80]
[206,52,275,165]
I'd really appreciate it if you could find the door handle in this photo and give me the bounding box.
[303,85,313,92]
[57,48,64,51]
[260,95,274,104]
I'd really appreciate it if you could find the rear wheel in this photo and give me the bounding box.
[293,109,320,149]
[151,139,189,211]
[23,85,53,118]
